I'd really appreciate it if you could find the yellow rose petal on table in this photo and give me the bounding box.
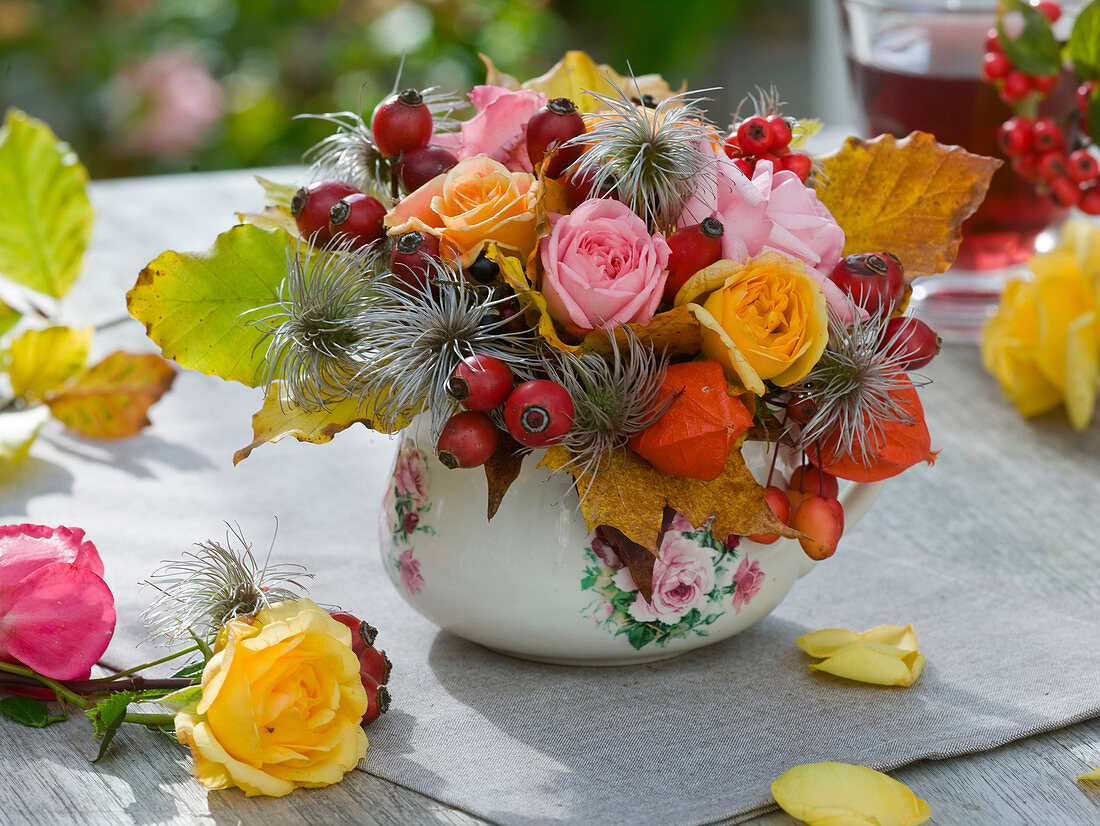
[1064,311,1099,432]
[797,624,918,658]
[809,642,924,687]
[772,762,931,826]
[1078,768,1100,781]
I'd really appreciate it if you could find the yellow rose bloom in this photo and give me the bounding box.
[175,598,369,797]
[981,220,1100,431]
[678,252,829,395]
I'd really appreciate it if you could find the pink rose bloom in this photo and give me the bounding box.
[628,535,716,623]
[399,548,424,596]
[431,86,547,173]
[0,525,116,680]
[731,557,765,613]
[541,199,672,333]
[591,527,624,569]
[679,149,855,322]
[393,444,430,511]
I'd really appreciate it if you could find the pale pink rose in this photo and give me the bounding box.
[667,512,695,533]
[399,548,424,596]
[679,148,855,322]
[393,444,430,511]
[540,199,671,333]
[431,86,547,172]
[592,602,615,622]
[628,535,716,624]
[591,528,623,569]
[612,566,638,593]
[731,557,765,613]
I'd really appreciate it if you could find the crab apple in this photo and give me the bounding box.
[981,51,1011,82]
[792,495,844,561]
[447,354,514,411]
[526,98,586,178]
[504,380,574,447]
[828,251,905,317]
[436,411,499,469]
[663,217,725,303]
[781,152,813,183]
[397,145,457,192]
[390,230,441,290]
[1067,150,1099,184]
[1080,186,1100,215]
[291,179,358,245]
[747,485,792,545]
[1030,118,1063,153]
[788,466,840,499]
[1049,176,1082,208]
[328,193,386,249]
[997,117,1032,156]
[765,115,793,150]
[883,316,942,370]
[736,116,772,154]
[1011,152,1040,183]
[372,89,433,158]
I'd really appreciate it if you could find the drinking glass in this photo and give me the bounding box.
[838,0,1079,341]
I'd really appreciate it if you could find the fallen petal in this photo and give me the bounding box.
[1078,768,1100,781]
[809,642,924,687]
[772,762,931,826]
[0,523,104,589]
[797,624,918,658]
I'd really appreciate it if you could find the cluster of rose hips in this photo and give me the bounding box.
[330,612,391,724]
[750,465,845,561]
[723,114,813,183]
[373,88,459,192]
[980,1,1062,106]
[436,356,575,469]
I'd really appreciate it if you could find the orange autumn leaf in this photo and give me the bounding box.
[815,381,936,483]
[541,441,798,556]
[817,132,1000,281]
[627,360,753,481]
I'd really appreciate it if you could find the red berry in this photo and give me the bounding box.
[722,134,743,159]
[786,394,818,425]
[361,674,390,725]
[732,157,754,177]
[291,179,358,245]
[446,354,514,411]
[328,193,386,249]
[1011,152,1040,183]
[1031,0,1061,22]
[1049,176,1082,208]
[397,145,457,192]
[981,52,1011,82]
[788,466,840,499]
[997,117,1032,156]
[1033,74,1059,95]
[526,98,586,178]
[1078,81,1098,116]
[1067,149,1100,185]
[827,251,905,317]
[662,217,725,303]
[765,115,792,150]
[1036,151,1067,181]
[984,28,1002,54]
[747,485,791,545]
[436,410,499,469]
[792,495,844,561]
[372,89,433,158]
[1079,186,1100,215]
[781,152,813,183]
[1002,70,1033,102]
[883,316,941,370]
[391,230,441,291]
[736,116,772,155]
[504,380,574,448]
[1030,118,1063,153]
[329,612,378,652]
[755,151,783,171]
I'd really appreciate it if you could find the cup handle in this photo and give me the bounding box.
[797,480,885,578]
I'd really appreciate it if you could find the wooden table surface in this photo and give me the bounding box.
[2,169,1098,826]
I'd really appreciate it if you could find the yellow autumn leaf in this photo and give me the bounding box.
[797,624,918,658]
[1078,768,1100,781]
[817,132,1000,281]
[579,304,704,359]
[809,642,925,687]
[519,51,674,113]
[9,325,92,401]
[0,406,49,465]
[237,207,299,236]
[234,382,412,464]
[772,762,931,826]
[490,246,582,354]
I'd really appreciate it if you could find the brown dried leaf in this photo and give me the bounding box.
[595,524,656,603]
[484,431,528,520]
[816,132,1001,281]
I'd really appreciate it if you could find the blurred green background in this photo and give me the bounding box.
[0,0,822,179]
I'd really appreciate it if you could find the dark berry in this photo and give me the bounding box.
[328,193,386,249]
[397,145,458,192]
[736,116,772,155]
[372,89,433,158]
[391,230,441,291]
[828,251,905,318]
[446,354,514,411]
[504,380,574,448]
[663,217,725,304]
[526,98,586,178]
[467,250,500,284]
[291,179,358,246]
[436,411,499,469]
[883,316,941,370]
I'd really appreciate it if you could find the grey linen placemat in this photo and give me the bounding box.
[4,366,1099,826]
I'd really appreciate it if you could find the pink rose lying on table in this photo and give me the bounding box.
[432,86,547,173]
[0,524,115,680]
[540,198,672,333]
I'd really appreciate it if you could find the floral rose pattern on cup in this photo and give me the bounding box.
[385,440,435,594]
[581,514,763,649]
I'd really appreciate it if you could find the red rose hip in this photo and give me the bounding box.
[663,217,725,303]
[436,410,499,469]
[446,354,514,411]
[291,179,358,245]
[504,380,574,447]
[372,89,433,158]
[526,97,586,178]
[883,316,941,370]
[397,145,458,192]
[328,193,386,249]
[828,251,905,317]
[390,231,441,290]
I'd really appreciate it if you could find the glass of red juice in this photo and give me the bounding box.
[838,0,1076,341]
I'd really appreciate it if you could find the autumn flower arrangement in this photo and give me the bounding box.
[128,51,1000,574]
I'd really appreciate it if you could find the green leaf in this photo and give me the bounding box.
[0,109,93,298]
[159,685,203,711]
[0,298,20,338]
[171,661,206,679]
[626,623,658,650]
[85,691,133,762]
[0,696,51,727]
[127,224,290,387]
[1087,87,1100,141]
[0,406,50,465]
[8,325,93,402]
[998,0,1062,77]
[1068,1,1100,80]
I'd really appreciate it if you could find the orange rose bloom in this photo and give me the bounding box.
[384,156,537,267]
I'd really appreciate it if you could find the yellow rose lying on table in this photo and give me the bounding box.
[175,598,369,797]
[982,220,1100,431]
[676,251,829,395]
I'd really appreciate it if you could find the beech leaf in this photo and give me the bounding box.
[816,132,1000,281]
[0,109,94,298]
[127,224,290,387]
[255,175,299,210]
[484,431,527,520]
[9,325,92,402]
[0,407,49,464]
[237,206,298,236]
[44,352,177,439]
[520,51,674,113]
